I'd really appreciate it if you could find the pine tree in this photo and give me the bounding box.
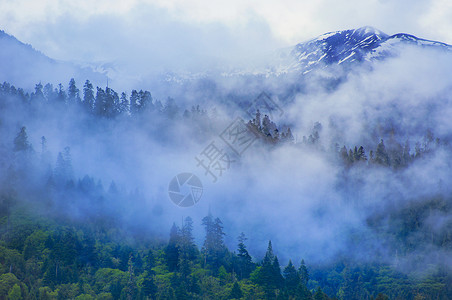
[143,250,155,275]
[298,259,309,286]
[57,83,66,104]
[126,254,137,300]
[31,82,45,103]
[120,92,129,114]
[180,216,197,259]
[257,240,283,294]
[272,256,284,289]
[104,87,120,117]
[130,90,140,115]
[340,146,349,164]
[375,139,390,166]
[313,287,328,300]
[13,127,31,152]
[237,232,253,279]
[67,78,80,105]
[165,223,180,272]
[83,80,94,112]
[164,97,179,119]
[95,87,106,116]
[202,214,226,269]
[43,83,56,102]
[283,260,298,295]
[229,281,243,299]
[357,146,367,162]
[141,276,157,299]
[179,217,197,277]
[140,90,153,112]
[54,147,74,187]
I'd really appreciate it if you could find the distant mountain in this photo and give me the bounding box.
[0,30,106,89]
[159,26,452,89]
[278,26,452,74]
[1,27,451,97]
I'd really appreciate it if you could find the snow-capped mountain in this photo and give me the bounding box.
[283,26,452,74]
[162,26,452,83]
[1,26,451,94]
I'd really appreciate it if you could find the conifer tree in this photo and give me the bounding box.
[67,78,80,105]
[120,92,129,114]
[257,240,283,293]
[130,90,140,115]
[229,281,243,299]
[202,214,226,269]
[165,223,180,272]
[237,232,253,279]
[83,80,95,112]
[283,260,298,294]
[375,139,390,166]
[14,126,31,152]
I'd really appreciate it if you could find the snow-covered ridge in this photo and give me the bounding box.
[155,26,452,83]
[285,27,452,74]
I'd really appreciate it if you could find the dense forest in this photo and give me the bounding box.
[0,79,452,299]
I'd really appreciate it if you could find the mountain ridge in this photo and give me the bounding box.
[283,26,452,74]
[0,30,106,89]
[0,27,451,91]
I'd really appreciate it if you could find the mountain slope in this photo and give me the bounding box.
[285,26,452,74]
[0,30,106,89]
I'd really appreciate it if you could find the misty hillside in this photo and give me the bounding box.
[0,30,106,90]
[0,25,452,299]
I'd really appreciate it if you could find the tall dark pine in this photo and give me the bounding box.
[95,87,106,116]
[104,87,120,117]
[180,216,197,259]
[57,83,66,104]
[43,83,56,102]
[202,213,226,270]
[375,139,390,166]
[130,90,140,115]
[272,256,284,289]
[229,281,243,299]
[14,127,31,152]
[179,217,197,277]
[298,259,309,286]
[83,80,95,112]
[165,223,180,272]
[54,147,74,186]
[163,97,179,119]
[67,78,80,105]
[237,232,253,279]
[257,240,283,295]
[295,259,311,299]
[31,82,45,104]
[139,90,153,112]
[283,260,298,295]
[120,92,129,114]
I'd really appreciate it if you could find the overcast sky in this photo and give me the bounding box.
[1,0,451,71]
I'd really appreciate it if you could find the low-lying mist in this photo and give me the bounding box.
[1,41,451,277]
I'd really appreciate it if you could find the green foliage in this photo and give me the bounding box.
[0,273,20,297]
[8,283,22,300]
[228,281,243,299]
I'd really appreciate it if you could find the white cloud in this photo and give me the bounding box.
[0,0,451,75]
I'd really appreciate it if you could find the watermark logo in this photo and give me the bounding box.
[168,173,203,207]
[168,91,284,206]
[195,141,236,183]
[219,117,260,156]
